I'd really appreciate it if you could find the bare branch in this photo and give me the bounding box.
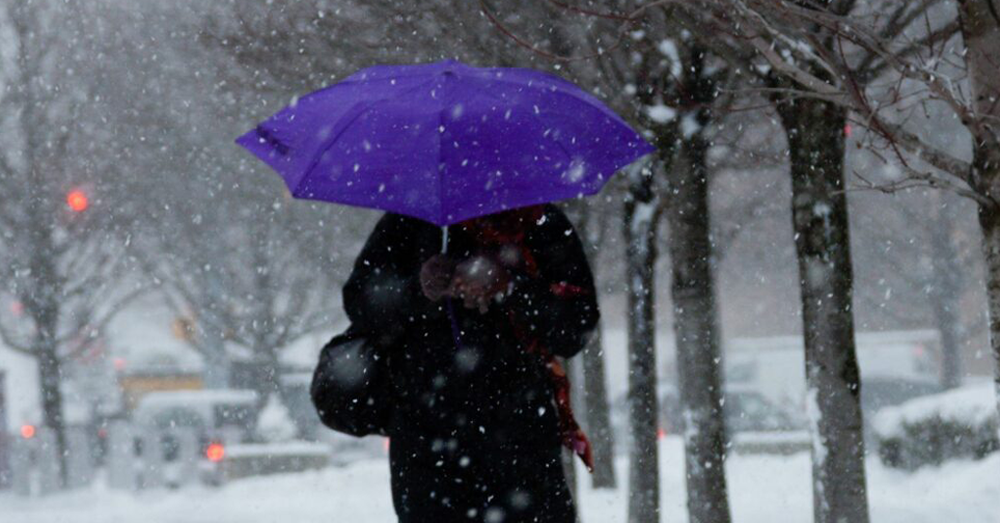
[477,0,634,63]
[846,165,993,206]
[860,115,974,180]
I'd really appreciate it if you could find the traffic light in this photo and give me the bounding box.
[66,189,89,212]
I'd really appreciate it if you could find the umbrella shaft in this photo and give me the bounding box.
[440,225,463,350]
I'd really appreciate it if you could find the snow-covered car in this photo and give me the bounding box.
[860,376,943,442]
[612,383,810,454]
[872,380,998,469]
[724,330,940,413]
[133,389,259,486]
[861,376,942,414]
[134,389,259,437]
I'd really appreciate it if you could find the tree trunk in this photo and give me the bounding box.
[980,197,1000,434]
[560,447,580,522]
[927,198,965,389]
[581,322,618,489]
[561,354,580,522]
[37,342,66,488]
[959,0,1000,432]
[623,162,661,523]
[576,206,617,489]
[201,334,231,389]
[27,222,68,488]
[199,274,232,389]
[930,270,964,389]
[665,117,731,522]
[243,351,283,413]
[777,96,870,523]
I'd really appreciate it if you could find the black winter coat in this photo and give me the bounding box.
[341,204,599,523]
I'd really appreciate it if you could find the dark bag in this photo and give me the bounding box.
[310,328,392,437]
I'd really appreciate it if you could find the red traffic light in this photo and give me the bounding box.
[21,425,36,439]
[67,190,89,212]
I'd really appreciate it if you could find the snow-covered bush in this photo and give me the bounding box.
[257,395,298,443]
[873,382,998,470]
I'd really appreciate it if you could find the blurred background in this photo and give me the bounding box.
[0,1,996,522]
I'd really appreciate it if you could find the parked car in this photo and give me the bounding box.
[872,380,998,469]
[133,389,259,486]
[723,330,940,413]
[860,376,942,414]
[612,383,809,454]
[663,385,804,434]
[860,376,942,442]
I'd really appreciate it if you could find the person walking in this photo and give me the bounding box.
[241,60,650,521]
[336,203,598,523]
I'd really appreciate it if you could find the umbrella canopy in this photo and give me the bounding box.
[237,59,654,226]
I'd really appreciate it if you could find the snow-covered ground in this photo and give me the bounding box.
[2,437,997,523]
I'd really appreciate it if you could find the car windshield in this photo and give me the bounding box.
[726,392,795,432]
[214,403,255,430]
[153,408,205,431]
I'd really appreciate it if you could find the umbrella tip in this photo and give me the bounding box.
[439,58,463,72]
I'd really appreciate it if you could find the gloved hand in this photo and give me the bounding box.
[450,254,511,313]
[419,254,456,302]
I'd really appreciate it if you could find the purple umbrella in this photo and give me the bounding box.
[238,61,653,435]
[236,59,654,226]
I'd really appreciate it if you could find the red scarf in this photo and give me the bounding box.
[460,207,595,472]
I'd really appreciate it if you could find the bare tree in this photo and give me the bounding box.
[0,1,140,485]
[851,187,974,388]
[774,85,870,523]
[924,192,969,388]
[150,187,364,404]
[570,201,619,489]
[663,42,733,523]
[662,1,984,520]
[691,0,999,462]
[742,5,874,518]
[621,158,667,523]
[63,2,374,406]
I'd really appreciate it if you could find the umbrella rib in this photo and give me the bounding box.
[465,76,577,171]
[289,67,449,114]
[465,68,631,128]
[471,77,655,181]
[289,100,373,197]
[291,76,442,198]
